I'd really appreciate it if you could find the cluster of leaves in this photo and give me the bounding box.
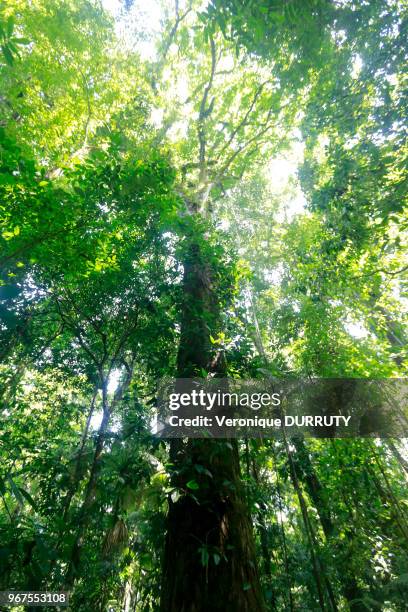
[0,15,30,66]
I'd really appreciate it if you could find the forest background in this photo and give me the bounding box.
[0,0,407,610]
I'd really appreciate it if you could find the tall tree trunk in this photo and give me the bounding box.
[160,232,265,611]
[292,436,334,538]
[387,439,408,476]
[64,365,133,587]
[64,388,110,588]
[61,388,98,523]
[282,433,332,611]
[248,293,367,611]
[293,436,372,612]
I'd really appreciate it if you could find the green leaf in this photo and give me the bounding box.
[186,479,199,490]
[1,44,14,66]
[6,16,14,38]
[18,487,38,512]
[199,546,209,566]
[12,38,31,45]
[7,475,24,506]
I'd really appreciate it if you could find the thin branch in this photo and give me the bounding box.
[217,108,275,178]
[355,263,408,280]
[54,298,101,367]
[0,220,87,268]
[77,66,92,149]
[108,313,139,375]
[160,0,193,64]
[213,81,269,159]
[197,36,217,172]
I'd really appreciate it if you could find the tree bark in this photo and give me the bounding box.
[160,232,265,611]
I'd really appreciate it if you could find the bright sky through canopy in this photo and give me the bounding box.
[101,0,306,220]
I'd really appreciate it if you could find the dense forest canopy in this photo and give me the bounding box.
[0,0,407,610]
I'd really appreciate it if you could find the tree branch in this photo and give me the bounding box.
[213,81,269,159]
[197,35,217,174]
[160,0,193,65]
